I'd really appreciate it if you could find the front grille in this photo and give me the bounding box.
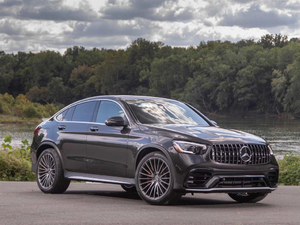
[216,177,267,188]
[185,171,212,188]
[210,144,271,165]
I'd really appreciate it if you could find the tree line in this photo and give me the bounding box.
[1,34,300,117]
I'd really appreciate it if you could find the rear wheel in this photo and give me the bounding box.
[121,184,137,193]
[36,148,70,193]
[135,151,181,205]
[228,192,269,203]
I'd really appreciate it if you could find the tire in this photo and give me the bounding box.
[121,184,137,193]
[228,192,269,203]
[36,148,70,194]
[135,151,182,205]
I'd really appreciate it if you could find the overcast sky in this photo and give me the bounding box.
[0,0,299,53]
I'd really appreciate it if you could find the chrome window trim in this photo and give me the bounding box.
[53,99,131,127]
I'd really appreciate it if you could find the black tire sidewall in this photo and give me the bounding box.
[36,148,63,193]
[135,151,175,205]
[228,192,269,203]
[121,184,137,192]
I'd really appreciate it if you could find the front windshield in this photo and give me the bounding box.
[126,99,210,126]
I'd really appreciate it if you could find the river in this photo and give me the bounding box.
[0,117,299,155]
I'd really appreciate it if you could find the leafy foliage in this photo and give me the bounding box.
[0,93,58,119]
[0,136,35,181]
[278,154,300,185]
[1,134,12,150]
[1,34,300,116]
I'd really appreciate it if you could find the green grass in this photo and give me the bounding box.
[0,114,41,124]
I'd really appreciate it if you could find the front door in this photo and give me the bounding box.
[86,100,129,177]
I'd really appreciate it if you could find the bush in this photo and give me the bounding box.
[0,93,59,120]
[0,150,35,181]
[0,136,35,181]
[278,154,300,185]
[24,104,41,118]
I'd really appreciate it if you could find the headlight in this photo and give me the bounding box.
[173,141,208,155]
[267,144,274,155]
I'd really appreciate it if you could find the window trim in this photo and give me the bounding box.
[56,109,69,121]
[94,100,127,125]
[54,99,131,126]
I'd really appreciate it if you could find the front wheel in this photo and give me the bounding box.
[36,148,70,194]
[135,151,181,205]
[228,192,269,203]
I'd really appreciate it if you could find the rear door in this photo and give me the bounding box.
[86,100,129,177]
[55,101,97,173]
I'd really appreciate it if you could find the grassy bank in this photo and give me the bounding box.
[0,114,41,124]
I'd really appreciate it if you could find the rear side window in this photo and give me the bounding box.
[56,110,68,121]
[96,101,124,123]
[64,107,75,121]
[72,102,96,122]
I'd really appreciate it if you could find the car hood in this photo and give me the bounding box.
[149,124,266,145]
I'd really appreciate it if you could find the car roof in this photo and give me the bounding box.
[53,95,183,118]
[80,95,176,102]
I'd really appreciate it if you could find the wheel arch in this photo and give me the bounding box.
[135,144,172,172]
[37,142,64,169]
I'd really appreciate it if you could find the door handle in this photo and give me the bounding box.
[58,125,66,130]
[90,126,99,131]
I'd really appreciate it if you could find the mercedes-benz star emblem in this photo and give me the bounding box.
[240,146,252,162]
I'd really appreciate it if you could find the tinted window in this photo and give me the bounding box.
[126,99,209,126]
[64,107,75,121]
[56,109,68,121]
[72,102,96,122]
[96,101,124,123]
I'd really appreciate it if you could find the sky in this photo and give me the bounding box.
[0,0,300,53]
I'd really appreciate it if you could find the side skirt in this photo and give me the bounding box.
[64,171,135,185]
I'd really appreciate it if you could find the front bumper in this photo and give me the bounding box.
[186,187,277,193]
[170,149,279,193]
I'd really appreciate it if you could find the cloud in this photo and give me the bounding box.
[100,0,194,21]
[219,4,297,28]
[0,0,99,21]
[69,19,156,38]
[1,0,300,53]
[0,0,22,7]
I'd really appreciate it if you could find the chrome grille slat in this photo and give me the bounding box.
[210,144,271,165]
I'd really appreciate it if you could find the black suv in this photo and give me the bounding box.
[31,96,278,205]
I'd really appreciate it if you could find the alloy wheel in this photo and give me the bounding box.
[138,157,171,200]
[38,153,56,189]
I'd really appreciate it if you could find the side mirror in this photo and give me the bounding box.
[105,116,128,127]
[210,120,218,127]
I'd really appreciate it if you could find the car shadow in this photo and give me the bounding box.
[63,190,274,208]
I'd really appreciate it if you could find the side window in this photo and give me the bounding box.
[72,102,96,122]
[96,101,125,123]
[64,107,75,121]
[56,109,68,121]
